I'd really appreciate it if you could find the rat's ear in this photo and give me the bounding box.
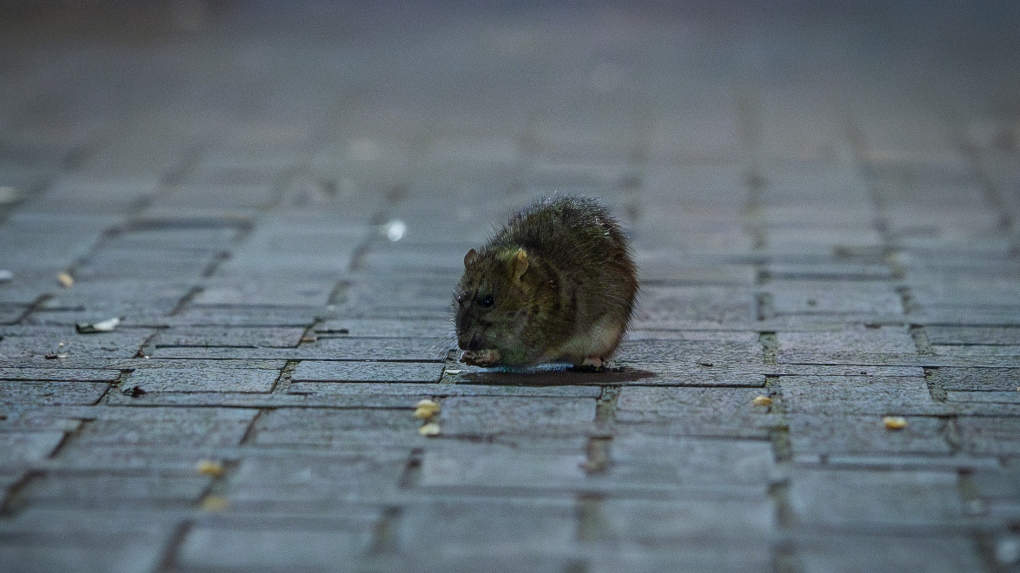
[512,248,529,281]
[464,248,479,269]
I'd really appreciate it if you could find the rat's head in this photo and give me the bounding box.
[454,246,536,364]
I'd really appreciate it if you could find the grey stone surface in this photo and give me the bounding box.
[397,497,577,554]
[794,534,987,573]
[0,381,110,406]
[250,408,426,448]
[176,524,374,569]
[787,468,965,527]
[0,2,1017,571]
[291,360,444,383]
[616,386,778,438]
[778,375,940,415]
[787,414,954,459]
[0,431,65,466]
[125,367,280,393]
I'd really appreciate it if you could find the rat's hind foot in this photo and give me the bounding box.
[569,355,606,372]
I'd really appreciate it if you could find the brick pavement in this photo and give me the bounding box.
[1,2,1019,572]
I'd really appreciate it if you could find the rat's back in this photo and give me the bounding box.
[456,195,638,368]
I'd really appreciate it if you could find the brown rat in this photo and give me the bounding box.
[454,195,638,368]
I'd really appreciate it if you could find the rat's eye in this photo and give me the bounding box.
[478,295,494,308]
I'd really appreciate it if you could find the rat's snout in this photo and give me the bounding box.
[464,335,484,352]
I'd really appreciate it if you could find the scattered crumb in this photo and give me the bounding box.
[752,395,773,407]
[414,399,440,419]
[199,495,229,511]
[419,422,441,436]
[56,272,74,288]
[883,416,908,430]
[196,459,225,477]
[75,317,121,334]
[300,335,317,343]
[445,369,462,375]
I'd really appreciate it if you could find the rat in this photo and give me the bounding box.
[454,195,638,368]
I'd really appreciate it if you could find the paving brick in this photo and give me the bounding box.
[144,183,278,214]
[31,277,194,316]
[189,279,337,307]
[629,285,758,329]
[794,534,987,573]
[438,395,596,436]
[314,317,452,338]
[616,339,763,370]
[787,414,953,460]
[0,431,65,466]
[287,380,603,400]
[0,381,109,406]
[787,468,965,527]
[598,496,776,542]
[125,366,279,393]
[150,325,307,348]
[778,375,939,415]
[226,451,409,506]
[586,547,773,573]
[0,534,169,573]
[616,386,778,438]
[17,471,211,509]
[0,506,182,536]
[69,408,257,448]
[167,306,323,327]
[0,367,121,382]
[765,261,895,281]
[969,467,1020,519]
[177,525,373,570]
[397,497,577,554]
[0,303,26,324]
[957,417,1020,456]
[418,441,588,489]
[0,325,154,360]
[928,367,1020,392]
[104,218,245,250]
[337,272,460,319]
[148,336,454,361]
[927,326,1020,345]
[602,433,778,495]
[292,360,444,383]
[632,253,758,285]
[777,326,921,365]
[767,280,903,316]
[74,247,221,281]
[251,408,424,448]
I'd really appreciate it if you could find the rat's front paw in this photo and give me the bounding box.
[461,349,501,367]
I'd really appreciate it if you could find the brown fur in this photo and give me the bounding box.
[454,196,638,367]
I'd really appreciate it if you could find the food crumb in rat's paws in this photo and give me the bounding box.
[752,395,773,407]
[461,349,500,367]
[196,459,225,477]
[883,416,908,430]
[419,422,441,436]
[414,399,440,420]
